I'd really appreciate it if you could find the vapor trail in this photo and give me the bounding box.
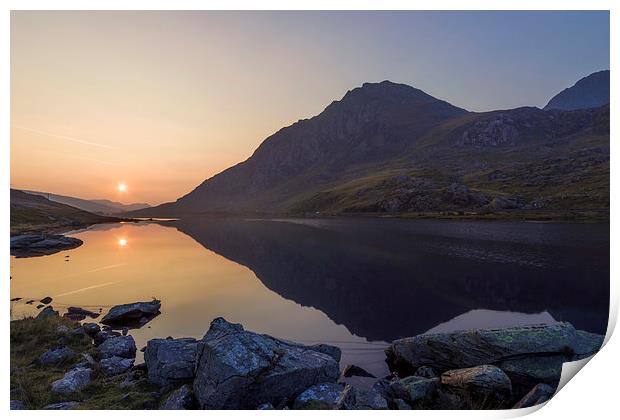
[14,126,113,149]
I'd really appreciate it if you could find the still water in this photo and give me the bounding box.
[10,218,609,381]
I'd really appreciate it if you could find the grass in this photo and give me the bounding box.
[10,315,159,410]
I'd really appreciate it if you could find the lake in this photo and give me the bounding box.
[10,218,609,384]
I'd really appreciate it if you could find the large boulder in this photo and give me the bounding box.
[193,317,340,409]
[10,234,83,257]
[51,367,92,394]
[441,365,512,404]
[160,384,195,410]
[145,338,197,388]
[389,376,439,405]
[386,323,602,390]
[98,335,137,359]
[39,346,76,365]
[101,300,161,326]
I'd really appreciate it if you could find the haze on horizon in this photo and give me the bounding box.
[10,11,609,205]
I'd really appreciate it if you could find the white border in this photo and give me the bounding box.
[2,2,616,420]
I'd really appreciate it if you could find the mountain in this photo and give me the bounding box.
[10,189,117,235]
[544,70,610,111]
[22,190,150,215]
[131,78,609,218]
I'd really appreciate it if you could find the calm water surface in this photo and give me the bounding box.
[10,218,609,382]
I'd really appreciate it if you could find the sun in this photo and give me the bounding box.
[118,183,127,192]
[118,238,127,247]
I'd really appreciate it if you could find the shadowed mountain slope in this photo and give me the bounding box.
[544,70,609,111]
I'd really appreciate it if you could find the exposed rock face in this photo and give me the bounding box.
[98,336,137,359]
[100,356,134,376]
[292,383,352,409]
[39,346,76,365]
[145,338,197,387]
[458,115,519,147]
[544,70,610,111]
[513,383,556,409]
[10,234,83,258]
[160,384,195,410]
[101,300,161,326]
[42,401,79,410]
[193,317,340,409]
[441,365,512,402]
[51,367,92,394]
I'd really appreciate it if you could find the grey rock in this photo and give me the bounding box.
[145,337,197,387]
[160,384,194,410]
[100,356,134,376]
[342,364,376,378]
[389,376,439,404]
[293,383,352,410]
[571,330,604,359]
[371,377,392,401]
[67,307,99,318]
[392,398,412,410]
[56,325,70,334]
[101,300,161,326]
[306,344,342,363]
[10,400,25,410]
[414,365,438,379]
[36,306,59,320]
[513,383,556,409]
[93,329,121,346]
[40,346,76,365]
[83,323,101,336]
[42,401,79,410]
[40,296,53,304]
[98,335,136,359]
[347,388,388,410]
[51,367,92,394]
[498,355,565,390]
[193,317,340,409]
[441,365,512,402]
[11,234,82,258]
[256,402,275,410]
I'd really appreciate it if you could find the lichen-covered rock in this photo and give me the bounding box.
[441,365,512,402]
[39,346,75,365]
[193,317,340,409]
[98,335,136,359]
[42,402,79,410]
[293,383,352,409]
[51,367,92,394]
[101,300,161,326]
[389,376,439,404]
[160,384,195,409]
[145,338,197,388]
[513,383,555,409]
[100,356,134,376]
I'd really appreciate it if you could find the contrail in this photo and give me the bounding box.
[14,126,113,149]
[55,280,125,298]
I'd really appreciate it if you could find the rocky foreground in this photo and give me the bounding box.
[10,302,604,410]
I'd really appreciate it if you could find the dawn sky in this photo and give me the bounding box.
[11,11,609,205]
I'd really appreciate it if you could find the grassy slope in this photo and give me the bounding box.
[10,315,160,409]
[10,189,119,235]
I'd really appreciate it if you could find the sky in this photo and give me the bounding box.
[10,11,610,205]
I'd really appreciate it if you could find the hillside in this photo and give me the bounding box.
[22,190,150,215]
[10,189,118,235]
[544,70,610,111]
[130,76,609,219]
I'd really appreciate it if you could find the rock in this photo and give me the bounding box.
[63,313,86,321]
[193,317,340,409]
[10,297,22,302]
[392,399,412,410]
[56,325,70,334]
[347,388,388,410]
[441,365,512,404]
[40,346,76,365]
[40,296,53,304]
[160,384,195,410]
[83,323,101,336]
[571,330,604,359]
[342,364,376,378]
[36,304,45,309]
[414,365,437,379]
[386,323,592,390]
[51,367,92,394]
[293,383,353,409]
[513,383,556,409]
[36,306,59,320]
[101,300,161,326]
[122,327,129,336]
[93,329,121,346]
[10,234,83,258]
[67,307,99,318]
[371,377,392,401]
[305,344,342,363]
[42,402,79,410]
[26,300,34,304]
[98,335,137,359]
[132,362,148,372]
[256,403,275,410]
[71,327,86,336]
[100,356,134,376]
[145,338,197,388]
[389,376,439,404]
[10,400,25,410]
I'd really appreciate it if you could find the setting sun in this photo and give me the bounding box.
[118,238,127,247]
[118,183,127,192]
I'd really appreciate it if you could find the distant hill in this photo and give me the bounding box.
[129,77,609,218]
[544,70,610,111]
[10,189,117,235]
[22,190,150,215]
